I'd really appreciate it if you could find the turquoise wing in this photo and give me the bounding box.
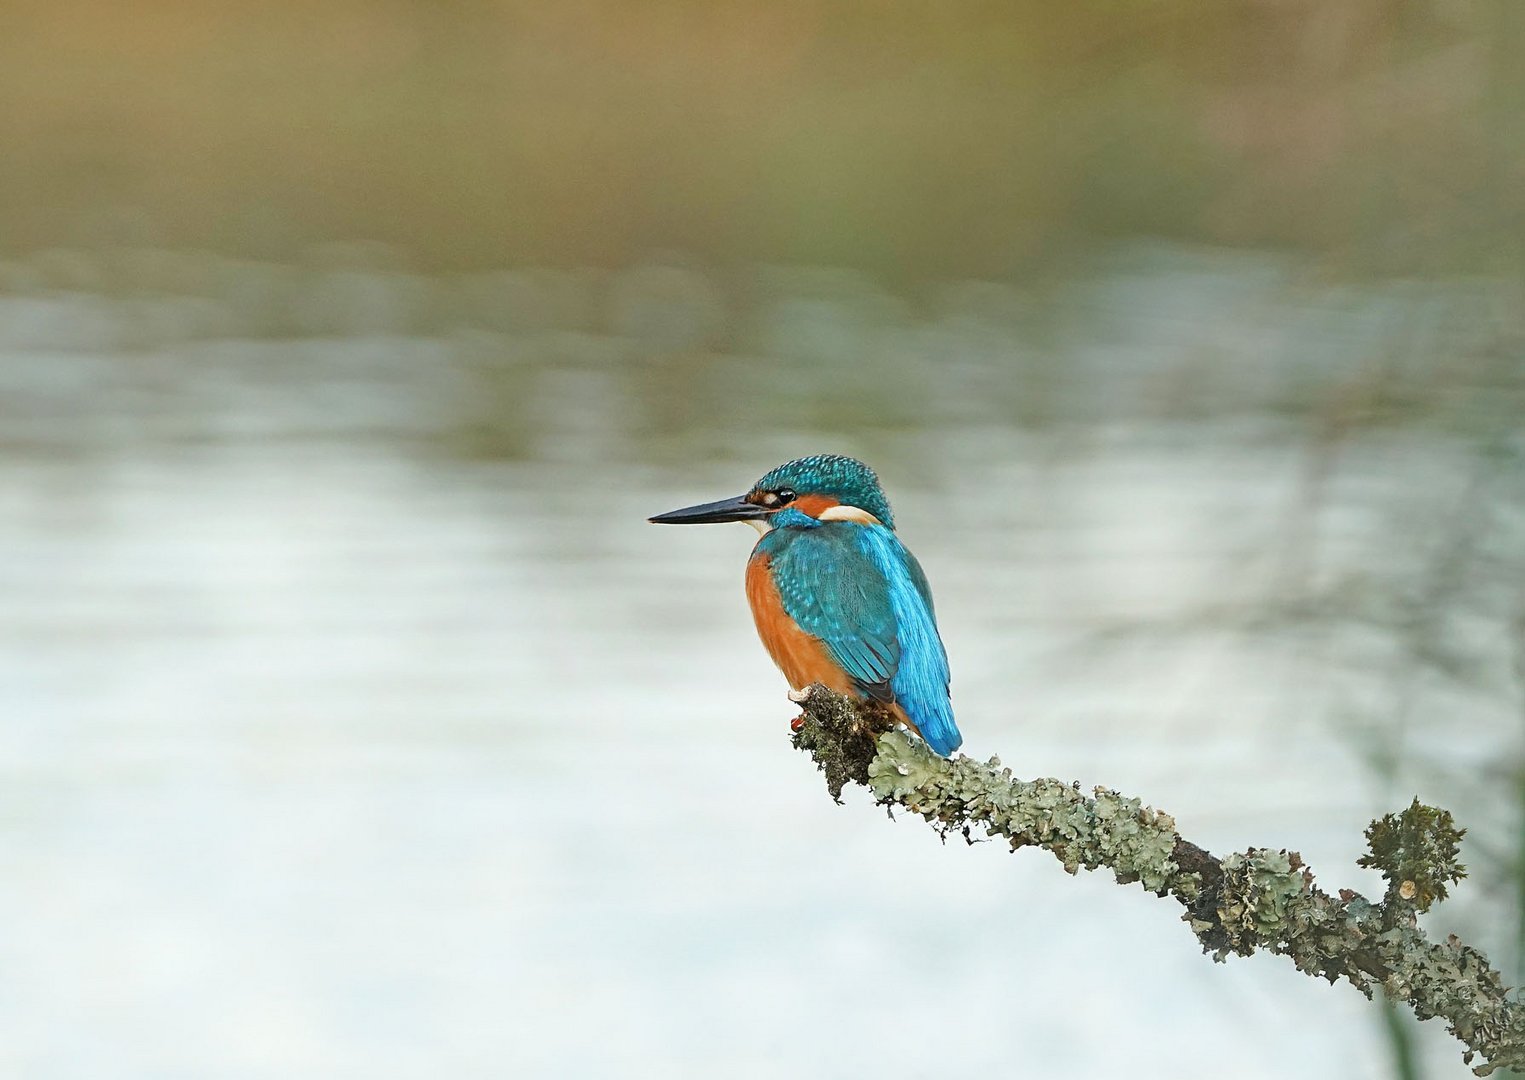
[876,539,960,755]
[761,523,961,755]
[761,524,901,700]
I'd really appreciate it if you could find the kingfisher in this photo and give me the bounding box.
[649,454,961,756]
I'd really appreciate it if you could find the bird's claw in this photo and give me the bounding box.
[788,687,813,732]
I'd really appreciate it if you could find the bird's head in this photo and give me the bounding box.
[648,454,895,533]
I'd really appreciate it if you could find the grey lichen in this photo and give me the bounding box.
[789,686,1525,1076]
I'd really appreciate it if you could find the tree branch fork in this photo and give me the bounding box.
[788,686,1524,1075]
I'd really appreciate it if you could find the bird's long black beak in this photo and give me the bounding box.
[648,494,769,525]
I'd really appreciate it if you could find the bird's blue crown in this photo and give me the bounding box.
[753,454,895,530]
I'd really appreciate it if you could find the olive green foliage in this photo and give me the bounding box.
[1359,799,1468,914]
[791,686,1525,1076]
[789,689,896,801]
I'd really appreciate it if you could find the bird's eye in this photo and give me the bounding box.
[758,488,796,509]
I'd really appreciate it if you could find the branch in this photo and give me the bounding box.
[790,686,1525,1075]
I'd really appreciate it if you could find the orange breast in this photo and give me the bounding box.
[744,552,856,695]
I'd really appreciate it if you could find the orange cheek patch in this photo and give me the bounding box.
[791,493,840,519]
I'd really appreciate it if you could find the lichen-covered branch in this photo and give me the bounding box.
[790,686,1525,1076]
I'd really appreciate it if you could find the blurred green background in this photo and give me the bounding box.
[4,0,1521,277]
[1,3,1523,1079]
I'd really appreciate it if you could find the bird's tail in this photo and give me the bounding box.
[893,698,962,757]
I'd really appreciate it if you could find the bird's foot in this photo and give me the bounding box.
[788,686,813,732]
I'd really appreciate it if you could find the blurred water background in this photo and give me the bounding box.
[2,3,1523,1078]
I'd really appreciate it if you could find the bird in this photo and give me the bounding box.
[649,454,961,756]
